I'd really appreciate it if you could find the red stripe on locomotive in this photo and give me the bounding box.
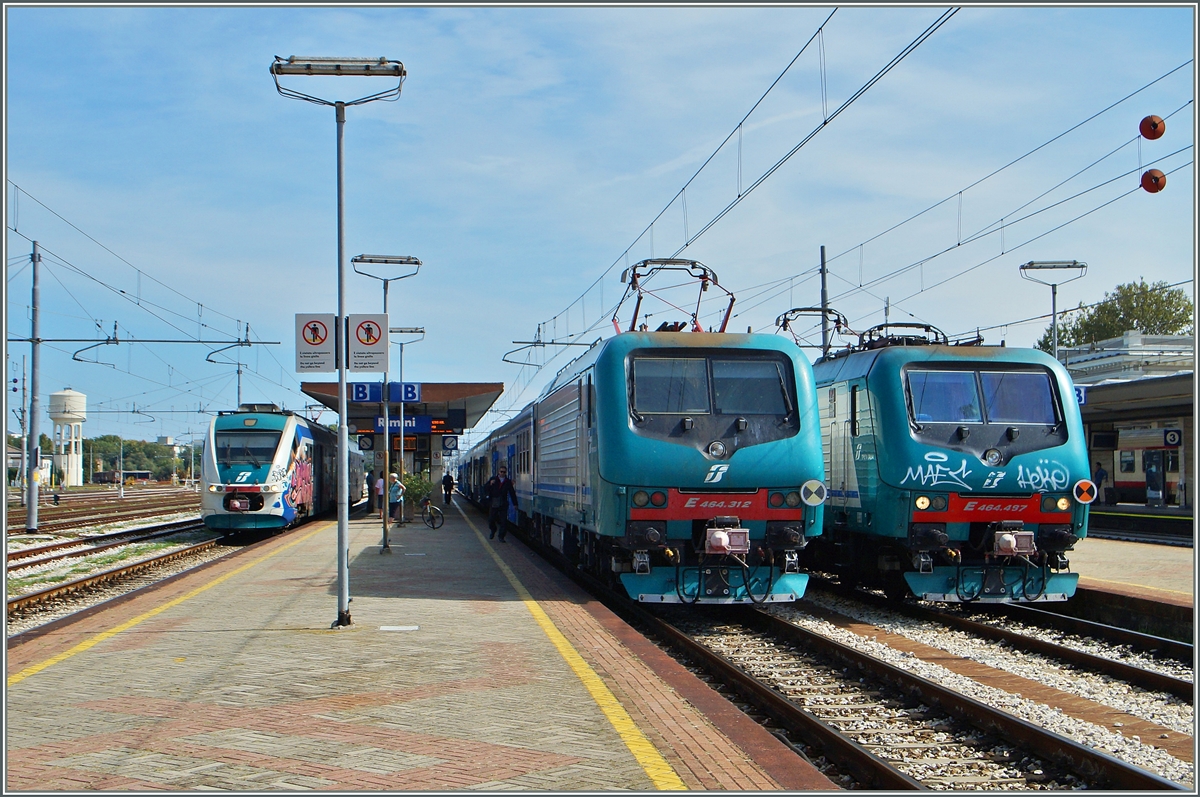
[630,488,802,521]
[913,493,1070,523]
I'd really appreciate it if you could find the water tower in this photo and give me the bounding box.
[49,388,86,488]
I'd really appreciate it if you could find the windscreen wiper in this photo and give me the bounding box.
[776,364,795,420]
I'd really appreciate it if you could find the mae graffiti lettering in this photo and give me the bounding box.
[1016,459,1069,491]
[902,452,972,490]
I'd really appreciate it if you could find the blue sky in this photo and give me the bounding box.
[4,5,1195,448]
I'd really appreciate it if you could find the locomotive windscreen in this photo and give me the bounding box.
[980,371,1058,424]
[907,368,1058,425]
[632,354,793,416]
[713,360,791,415]
[215,431,283,466]
[632,358,710,413]
[908,371,982,423]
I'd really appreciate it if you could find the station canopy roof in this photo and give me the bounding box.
[300,381,503,432]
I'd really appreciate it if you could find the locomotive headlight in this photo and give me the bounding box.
[931,495,948,511]
[914,495,931,511]
[784,491,802,508]
[650,491,667,507]
[265,483,283,494]
[208,484,223,493]
[1056,496,1071,511]
[769,492,785,508]
[983,448,1003,467]
[632,490,650,507]
[707,440,727,458]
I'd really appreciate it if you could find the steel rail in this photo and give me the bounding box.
[807,579,1194,702]
[7,520,207,564]
[621,600,927,790]
[746,610,1187,791]
[7,539,221,612]
[995,602,1194,663]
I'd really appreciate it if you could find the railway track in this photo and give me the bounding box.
[7,492,201,535]
[7,537,226,618]
[490,508,1192,790]
[806,577,1194,701]
[7,519,209,567]
[657,608,1186,790]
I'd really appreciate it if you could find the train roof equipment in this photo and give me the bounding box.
[611,259,736,335]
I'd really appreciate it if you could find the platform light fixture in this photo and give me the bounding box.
[1019,260,1087,361]
[352,255,423,553]
[271,55,407,629]
[390,326,426,522]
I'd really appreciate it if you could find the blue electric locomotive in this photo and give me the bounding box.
[463,260,828,603]
[201,404,364,531]
[806,323,1094,603]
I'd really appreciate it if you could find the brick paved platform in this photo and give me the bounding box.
[6,500,832,791]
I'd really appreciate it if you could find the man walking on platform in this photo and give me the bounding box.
[1093,461,1109,505]
[483,465,517,542]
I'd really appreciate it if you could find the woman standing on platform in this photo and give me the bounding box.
[388,473,405,527]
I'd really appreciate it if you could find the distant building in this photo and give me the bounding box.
[1058,331,1193,385]
[1061,332,1194,508]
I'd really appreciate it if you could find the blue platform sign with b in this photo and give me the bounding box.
[349,382,421,403]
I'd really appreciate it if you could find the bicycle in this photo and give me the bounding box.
[420,494,444,529]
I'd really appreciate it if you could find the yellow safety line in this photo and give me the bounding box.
[8,521,334,687]
[456,504,686,790]
[1079,576,1194,599]
[1089,510,1193,520]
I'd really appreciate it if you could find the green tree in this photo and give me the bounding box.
[1036,279,1194,352]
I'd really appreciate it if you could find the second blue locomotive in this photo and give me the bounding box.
[808,324,1094,602]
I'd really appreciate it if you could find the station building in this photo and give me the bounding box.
[1061,332,1194,508]
[300,380,502,487]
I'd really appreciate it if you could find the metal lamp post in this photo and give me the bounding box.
[351,254,422,552]
[1019,261,1087,361]
[391,327,425,525]
[271,55,406,628]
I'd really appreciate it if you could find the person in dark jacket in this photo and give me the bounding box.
[483,465,517,542]
[442,472,455,505]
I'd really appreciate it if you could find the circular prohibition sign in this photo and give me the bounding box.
[303,320,329,346]
[356,320,382,346]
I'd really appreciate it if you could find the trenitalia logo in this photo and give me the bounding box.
[704,464,730,483]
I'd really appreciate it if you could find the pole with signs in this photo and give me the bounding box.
[272,54,406,629]
[351,254,422,551]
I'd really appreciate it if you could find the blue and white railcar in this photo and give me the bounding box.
[201,404,363,531]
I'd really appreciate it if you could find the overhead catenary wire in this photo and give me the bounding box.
[487,9,960,421]
[6,181,245,328]
[5,230,307,433]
